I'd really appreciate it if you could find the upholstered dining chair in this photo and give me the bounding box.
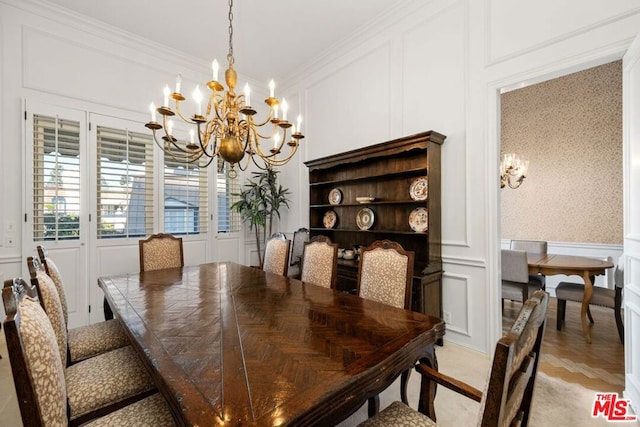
[288,227,309,279]
[357,240,415,310]
[139,233,184,272]
[357,239,415,414]
[556,258,624,344]
[501,249,544,305]
[263,232,291,276]
[510,239,548,289]
[29,254,130,364]
[359,290,549,427]
[2,278,168,426]
[300,235,338,289]
[36,246,130,362]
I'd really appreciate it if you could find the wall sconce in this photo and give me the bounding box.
[500,153,529,189]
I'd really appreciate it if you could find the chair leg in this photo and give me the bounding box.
[368,395,380,418]
[400,369,410,404]
[614,310,624,345]
[587,306,594,324]
[614,288,624,345]
[557,298,566,331]
[104,297,114,321]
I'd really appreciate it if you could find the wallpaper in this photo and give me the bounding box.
[501,60,622,244]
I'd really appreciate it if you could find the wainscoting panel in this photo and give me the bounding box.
[216,236,240,264]
[95,244,140,277]
[441,271,470,337]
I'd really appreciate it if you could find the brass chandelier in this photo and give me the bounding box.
[145,0,304,178]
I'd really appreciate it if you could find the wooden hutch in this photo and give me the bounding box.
[304,131,445,318]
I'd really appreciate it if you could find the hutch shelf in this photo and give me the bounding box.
[304,131,446,319]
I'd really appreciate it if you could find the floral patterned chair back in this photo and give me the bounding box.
[139,233,184,272]
[2,278,68,426]
[263,233,291,276]
[27,256,69,367]
[357,240,415,310]
[300,235,338,289]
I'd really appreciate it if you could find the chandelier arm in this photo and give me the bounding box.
[160,140,205,164]
[153,123,188,154]
[254,123,285,142]
[235,149,255,171]
[208,93,225,122]
[160,114,191,154]
[249,154,271,171]
[253,130,290,160]
[198,151,217,168]
[252,109,275,127]
[195,122,215,159]
[173,101,198,124]
[251,139,275,160]
[263,144,299,167]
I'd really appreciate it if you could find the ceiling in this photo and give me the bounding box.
[43,0,406,83]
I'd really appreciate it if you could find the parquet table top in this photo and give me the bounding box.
[99,262,444,426]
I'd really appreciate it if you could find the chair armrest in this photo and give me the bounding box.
[416,363,483,402]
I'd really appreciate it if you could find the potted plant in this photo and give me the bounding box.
[231,168,291,266]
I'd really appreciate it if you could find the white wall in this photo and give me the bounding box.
[1,0,640,352]
[282,0,640,352]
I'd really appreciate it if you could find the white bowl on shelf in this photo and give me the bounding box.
[356,196,375,204]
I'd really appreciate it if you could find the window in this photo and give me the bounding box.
[216,160,240,233]
[32,115,81,241]
[96,126,154,238]
[164,156,208,235]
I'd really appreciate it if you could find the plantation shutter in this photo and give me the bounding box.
[96,126,154,238]
[164,155,208,235]
[32,115,81,241]
[217,159,240,233]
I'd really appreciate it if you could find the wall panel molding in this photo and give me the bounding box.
[401,0,470,247]
[485,0,640,66]
[21,25,195,113]
[443,255,486,269]
[304,42,392,160]
[442,272,471,336]
[10,0,205,70]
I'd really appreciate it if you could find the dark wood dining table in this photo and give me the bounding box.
[527,254,614,343]
[98,262,445,426]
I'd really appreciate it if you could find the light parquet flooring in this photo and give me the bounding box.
[503,296,625,394]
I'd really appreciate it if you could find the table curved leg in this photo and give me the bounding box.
[417,344,439,421]
[581,272,594,343]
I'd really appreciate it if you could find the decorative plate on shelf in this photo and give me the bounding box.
[356,208,375,230]
[323,210,338,229]
[409,176,428,201]
[328,188,342,205]
[409,207,429,232]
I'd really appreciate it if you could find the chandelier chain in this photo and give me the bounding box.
[227,0,234,65]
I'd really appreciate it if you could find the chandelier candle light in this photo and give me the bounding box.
[500,153,529,189]
[145,0,304,178]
